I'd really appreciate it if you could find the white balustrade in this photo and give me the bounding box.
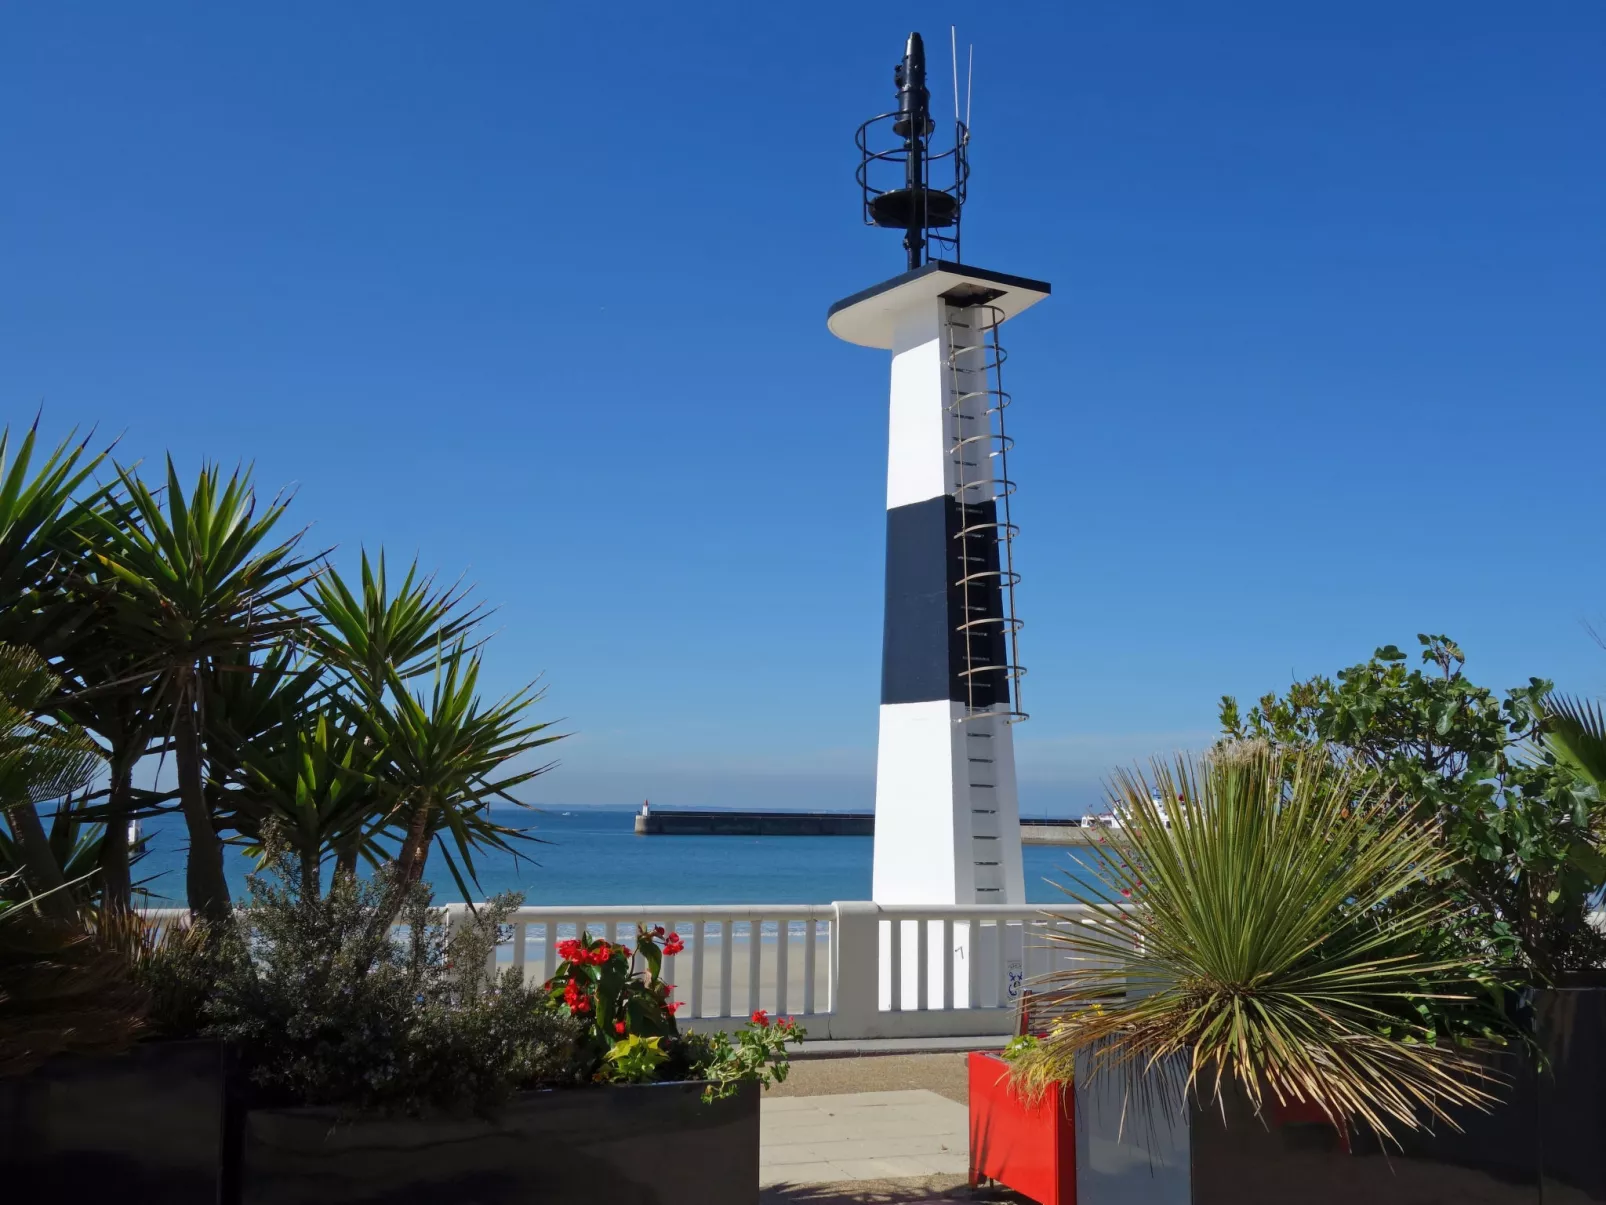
[498,905,835,1032]
[136,900,1128,1041]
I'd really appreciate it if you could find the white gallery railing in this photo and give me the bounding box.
[141,900,1128,1041]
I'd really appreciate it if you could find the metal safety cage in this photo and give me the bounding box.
[856,113,970,267]
[860,111,970,263]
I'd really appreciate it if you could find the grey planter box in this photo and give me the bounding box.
[239,1079,760,1205]
[1188,1048,1540,1205]
[0,1038,232,1204]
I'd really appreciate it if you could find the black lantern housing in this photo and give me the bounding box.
[856,32,970,270]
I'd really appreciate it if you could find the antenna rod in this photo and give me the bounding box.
[893,32,931,271]
[950,26,960,122]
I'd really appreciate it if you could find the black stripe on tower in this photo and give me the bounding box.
[881,495,1009,707]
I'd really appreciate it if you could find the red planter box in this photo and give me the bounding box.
[967,1051,1075,1205]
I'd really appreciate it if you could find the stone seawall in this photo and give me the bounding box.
[633,811,1128,844]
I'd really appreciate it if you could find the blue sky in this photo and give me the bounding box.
[4,3,1603,814]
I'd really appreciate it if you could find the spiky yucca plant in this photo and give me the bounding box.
[1014,744,1496,1140]
[0,874,147,1077]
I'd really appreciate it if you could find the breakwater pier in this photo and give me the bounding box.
[633,809,1127,845]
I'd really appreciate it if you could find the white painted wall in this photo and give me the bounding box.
[885,300,948,509]
[871,699,964,904]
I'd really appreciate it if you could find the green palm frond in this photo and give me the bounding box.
[0,792,147,904]
[0,644,104,916]
[89,457,319,666]
[308,548,487,689]
[1544,695,1606,790]
[227,704,390,879]
[1014,744,1494,1141]
[0,420,111,653]
[349,642,563,913]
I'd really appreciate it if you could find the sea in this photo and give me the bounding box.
[132,805,1103,908]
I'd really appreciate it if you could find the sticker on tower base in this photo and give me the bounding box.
[1006,960,1024,1002]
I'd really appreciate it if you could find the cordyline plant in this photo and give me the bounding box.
[89,459,319,922]
[1012,744,1498,1142]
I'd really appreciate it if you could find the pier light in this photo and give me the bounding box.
[829,32,1050,1004]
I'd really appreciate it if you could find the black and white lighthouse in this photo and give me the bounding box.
[828,33,1050,915]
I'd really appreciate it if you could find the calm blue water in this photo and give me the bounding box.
[133,806,1101,907]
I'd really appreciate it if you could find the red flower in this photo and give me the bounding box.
[585,944,614,966]
[652,924,666,938]
[669,1001,685,1013]
[1120,888,1133,898]
[751,1010,770,1027]
[557,939,585,962]
[562,977,592,1015]
[662,932,685,956]
[614,1021,627,1035]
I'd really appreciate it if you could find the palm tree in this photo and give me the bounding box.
[0,645,104,923]
[1014,744,1494,1141]
[47,557,174,914]
[205,643,386,891]
[88,459,318,921]
[353,643,562,925]
[49,654,168,914]
[200,551,490,892]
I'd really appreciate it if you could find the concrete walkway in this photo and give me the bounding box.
[761,1090,969,1187]
[758,1054,1030,1203]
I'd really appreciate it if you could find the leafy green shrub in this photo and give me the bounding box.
[684,1010,804,1101]
[1221,635,1606,978]
[195,849,579,1116]
[1000,1034,1040,1063]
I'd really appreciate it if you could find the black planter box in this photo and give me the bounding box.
[0,1038,232,1204]
[239,1078,760,1205]
[1076,988,1606,1205]
[1189,1048,1541,1205]
[1536,987,1606,1205]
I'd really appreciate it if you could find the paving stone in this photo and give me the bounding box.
[761,1090,970,1187]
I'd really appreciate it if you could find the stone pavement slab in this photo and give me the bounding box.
[768,1052,971,1105]
[761,1089,970,1189]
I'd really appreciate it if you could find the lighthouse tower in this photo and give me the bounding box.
[828,34,1049,921]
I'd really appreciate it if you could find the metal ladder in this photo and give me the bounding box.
[945,303,1026,899]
